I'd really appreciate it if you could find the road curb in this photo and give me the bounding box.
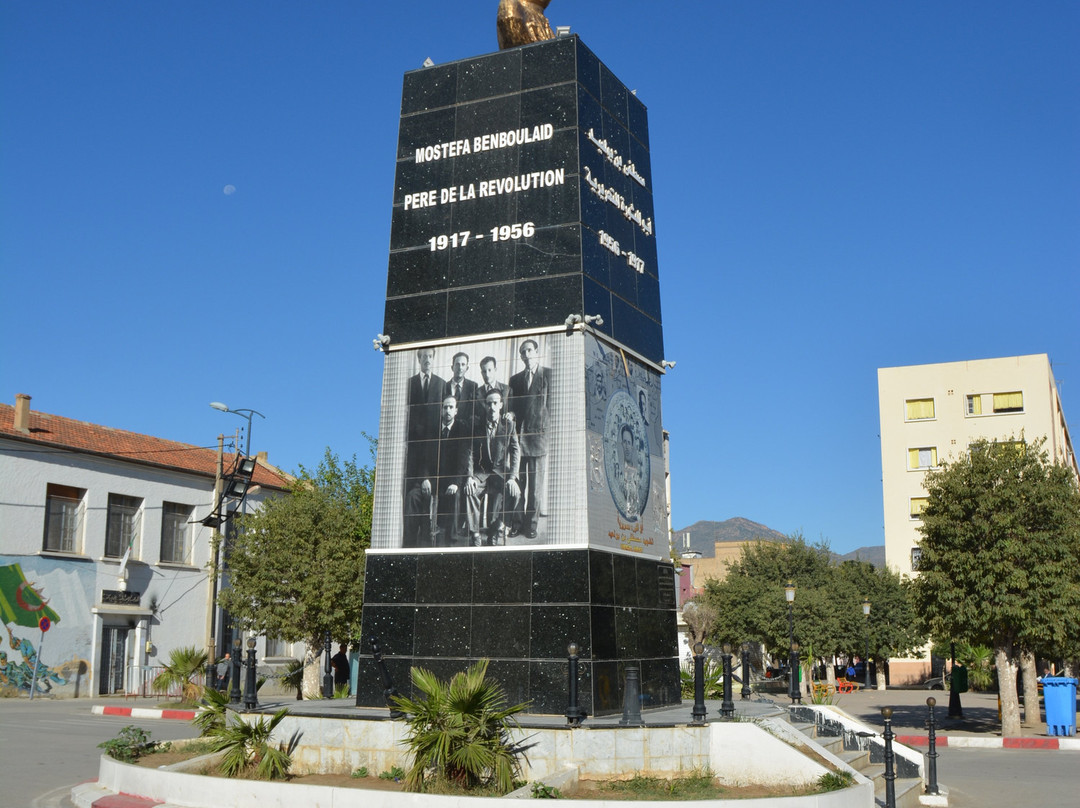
[92,705,196,721]
[896,733,1080,750]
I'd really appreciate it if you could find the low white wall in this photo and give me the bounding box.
[88,716,875,808]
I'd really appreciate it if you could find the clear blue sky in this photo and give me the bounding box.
[3,2,1077,555]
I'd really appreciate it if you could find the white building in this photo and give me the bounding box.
[877,354,1077,682]
[0,394,291,698]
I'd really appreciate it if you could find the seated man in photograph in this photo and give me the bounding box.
[464,389,521,546]
[404,395,473,546]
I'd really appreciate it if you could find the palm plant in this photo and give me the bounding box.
[209,708,297,780]
[193,685,230,736]
[392,659,529,794]
[277,658,305,700]
[153,646,208,704]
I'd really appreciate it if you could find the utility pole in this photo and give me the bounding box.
[204,434,224,688]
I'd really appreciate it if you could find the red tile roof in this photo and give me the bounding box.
[0,402,292,491]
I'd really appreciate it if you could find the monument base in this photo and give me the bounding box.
[357,548,680,716]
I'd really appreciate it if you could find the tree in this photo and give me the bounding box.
[834,560,925,689]
[912,436,1080,737]
[701,534,926,694]
[218,445,374,697]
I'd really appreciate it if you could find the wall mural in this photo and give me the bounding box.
[0,562,67,694]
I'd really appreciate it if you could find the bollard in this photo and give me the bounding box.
[619,665,644,726]
[881,707,896,808]
[322,631,334,699]
[720,644,735,718]
[741,645,752,700]
[370,638,404,718]
[229,638,243,704]
[926,697,939,795]
[242,637,258,711]
[565,642,585,726]
[691,643,707,724]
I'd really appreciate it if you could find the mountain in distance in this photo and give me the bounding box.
[673,518,787,557]
[832,546,886,568]
[674,517,886,568]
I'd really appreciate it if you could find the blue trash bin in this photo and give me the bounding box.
[1042,676,1077,736]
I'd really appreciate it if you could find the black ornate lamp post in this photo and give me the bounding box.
[229,636,243,704]
[565,642,584,726]
[881,706,896,808]
[720,643,735,718]
[862,598,872,689]
[242,637,258,711]
[785,581,800,704]
[740,643,752,700]
[691,642,707,724]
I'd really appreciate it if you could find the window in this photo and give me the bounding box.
[910,497,929,519]
[967,391,1024,416]
[910,547,923,571]
[992,391,1023,413]
[105,494,142,558]
[160,502,192,564]
[43,484,86,553]
[905,398,935,420]
[264,635,291,658]
[907,447,938,470]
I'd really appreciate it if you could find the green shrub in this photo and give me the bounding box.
[392,659,529,794]
[817,770,855,791]
[98,726,152,763]
[531,782,563,798]
[379,765,405,780]
[352,766,369,778]
[193,686,230,737]
[153,645,208,703]
[208,708,298,780]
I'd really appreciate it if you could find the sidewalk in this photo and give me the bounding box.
[755,686,1080,751]
[87,684,1079,750]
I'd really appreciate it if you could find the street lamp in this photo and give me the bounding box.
[209,402,265,456]
[862,598,872,689]
[691,642,707,724]
[242,637,258,711]
[785,581,800,704]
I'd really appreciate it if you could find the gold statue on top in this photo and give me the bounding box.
[497,0,555,50]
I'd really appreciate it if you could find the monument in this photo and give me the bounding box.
[357,20,676,716]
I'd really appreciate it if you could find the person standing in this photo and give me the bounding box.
[508,339,549,539]
[404,348,445,546]
[404,396,473,546]
[331,644,350,691]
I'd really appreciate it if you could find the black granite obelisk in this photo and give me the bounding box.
[357,35,677,717]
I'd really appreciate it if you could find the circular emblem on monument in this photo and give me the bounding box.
[603,390,650,521]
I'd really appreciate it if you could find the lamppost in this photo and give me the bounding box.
[785,581,800,704]
[862,598,872,689]
[720,643,735,718]
[740,642,752,700]
[209,402,266,456]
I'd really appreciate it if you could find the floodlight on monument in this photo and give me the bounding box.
[583,314,604,326]
[373,333,391,352]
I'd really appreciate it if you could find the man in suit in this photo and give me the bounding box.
[403,348,445,546]
[444,351,479,439]
[475,355,511,433]
[404,395,473,547]
[508,338,550,539]
[464,389,521,546]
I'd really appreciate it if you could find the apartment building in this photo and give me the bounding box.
[877,355,1076,682]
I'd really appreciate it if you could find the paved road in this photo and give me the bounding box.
[938,747,1080,807]
[0,698,198,808]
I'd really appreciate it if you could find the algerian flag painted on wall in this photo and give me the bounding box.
[0,563,61,628]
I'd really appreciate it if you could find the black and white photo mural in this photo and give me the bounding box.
[370,328,666,560]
